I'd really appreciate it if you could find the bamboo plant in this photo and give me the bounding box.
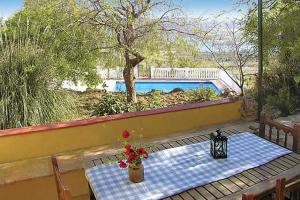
[0,19,78,130]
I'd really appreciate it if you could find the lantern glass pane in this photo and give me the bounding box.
[210,131,227,159]
[210,140,214,156]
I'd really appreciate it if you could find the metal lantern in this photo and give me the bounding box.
[210,129,228,159]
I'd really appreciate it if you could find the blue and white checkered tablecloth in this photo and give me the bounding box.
[85,132,292,200]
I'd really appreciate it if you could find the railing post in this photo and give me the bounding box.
[185,68,189,79]
[293,124,300,154]
[259,112,266,138]
[150,67,155,79]
[275,178,286,200]
[216,69,220,79]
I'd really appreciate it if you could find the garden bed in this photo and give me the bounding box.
[76,89,227,118]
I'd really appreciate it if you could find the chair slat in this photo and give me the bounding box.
[51,156,72,200]
[276,129,280,144]
[269,126,273,141]
[284,132,288,148]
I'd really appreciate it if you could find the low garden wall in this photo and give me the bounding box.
[0,98,242,200]
[0,98,241,164]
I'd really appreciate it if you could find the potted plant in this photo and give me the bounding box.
[117,130,149,183]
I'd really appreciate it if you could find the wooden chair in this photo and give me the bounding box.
[242,193,255,200]
[276,178,300,200]
[51,156,72,200]
[259,112,300,153]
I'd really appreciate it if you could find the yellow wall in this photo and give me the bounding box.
[0,100,241,200]
[0,169,88,200]
[0,100,241,164]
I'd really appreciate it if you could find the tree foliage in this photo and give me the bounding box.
[5,0,103,87]
[84,0,186,102]
[193,19,256,96]
[244,0,300,113]
[245,0,300,67]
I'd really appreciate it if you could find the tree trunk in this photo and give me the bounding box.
[239,81,244,97]
[240,86,244,97]
[123,64,137,103]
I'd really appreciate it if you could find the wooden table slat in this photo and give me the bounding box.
[246,169,267,181]
[168,141,181,148]
[176,140,187,146]
[186,137,199,144]
[195,187,217,200]
[204,184,225,198]
[259,165,278,176]
[278,156,297,166]
[191,136,206,143]
[234,174,256,187]
[265,163,284,173]
[241,171,261,184]
[186,189,206,200]
[211,182,232,196]
[171,195,184,200]
[273,158,293,169]
[228,176,249,189]
[178,192,195,200]
[252,167,273,178]
[182,138,194,145]
[161,143,173,149]
[156,144,167,151]
[218,179,241,193]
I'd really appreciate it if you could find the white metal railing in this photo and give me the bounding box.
[96,66,241,94]
[150,68,220,79]
[219,69,241,93]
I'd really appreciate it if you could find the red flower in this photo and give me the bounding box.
[123,144,133,155]
[125,144,131,150]
[137,147,145,155]
[143,152,149,159]
[127,152,137,163]
[118,160,127,169]
[123,148,130,155]
[122,130,130,138]
[129,152,137,160]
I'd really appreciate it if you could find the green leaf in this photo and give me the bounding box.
[294,76,300,84]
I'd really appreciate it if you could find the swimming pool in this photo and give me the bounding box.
[115,81,221,93]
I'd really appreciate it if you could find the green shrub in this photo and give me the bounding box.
[266,88,296,116]
[147,91,166,109]
[169,88,184,93]
[92,91,168,116]
[92,93,128,116]
[131,101,147,112]
[188,88,219,101]
[149,89,161,93]
[92,93,148,116]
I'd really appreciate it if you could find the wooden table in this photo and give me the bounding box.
[85,129,300,200]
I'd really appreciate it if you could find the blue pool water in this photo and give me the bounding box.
[115,81,221,93]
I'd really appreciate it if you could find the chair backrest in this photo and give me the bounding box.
[242,193,255,200]
[259,112,300,153]
[241,165,300,200]
[276,177,300,200]
[51,156,72,200]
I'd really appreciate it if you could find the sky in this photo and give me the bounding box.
[0,0,23,19]
[0,0,242,20]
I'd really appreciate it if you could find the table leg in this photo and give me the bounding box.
[89,183,96,200]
